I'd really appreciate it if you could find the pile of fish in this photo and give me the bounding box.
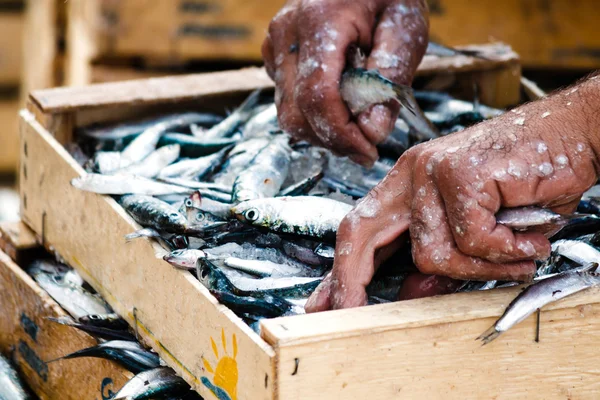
[26,260,199,400]
[65,69,600,343]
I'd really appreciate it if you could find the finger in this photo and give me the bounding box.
[358,1,429,145]
[410,156,536,281]
[294,5,378,165]
[397,273,463,301]
[262,35,276,79]
[329,157,414,309]
[305,272,332,313]
[267,2,316,145]
[434,157,551,263]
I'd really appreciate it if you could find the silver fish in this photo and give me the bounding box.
[71,174,193,196]
[0,354,31,400]
[112,144,180,178]
[28,261,111,319]
[112,367,189,400]
[552,239,600,265]
[496,207,589,230]
[426,42,489,59]
[203,90,261,140]
[163,249,206,270]
[158,177,231,194]
[243,103,278,138]
[184,191,231,219]
[232,196,353,240]
[340,68,439,140]
[212,137,272,186]
[94,151,123,174]
[232,135,291,203]
[223,257,308,278]
[478,269,600,344]
[120,195,188,233]
[156,145,231,180]
[224,273,321,294]
[124,228,163,242]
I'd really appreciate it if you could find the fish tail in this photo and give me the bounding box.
[237,89,262,118]
[392,84,418,117]
[476,325,501,345]
[392,83,441,139]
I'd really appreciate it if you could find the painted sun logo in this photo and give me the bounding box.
[201,328,238,400]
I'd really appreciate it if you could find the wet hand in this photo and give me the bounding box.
[262,0,429,166]
[306,78,600,311]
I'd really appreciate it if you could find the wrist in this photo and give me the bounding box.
[570,75,600,161]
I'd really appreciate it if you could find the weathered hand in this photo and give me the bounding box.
[262,0,429,166]
[306,77,600,311]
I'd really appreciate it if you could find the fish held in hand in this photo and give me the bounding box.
[340,68,439,140]
[477,268,600,345]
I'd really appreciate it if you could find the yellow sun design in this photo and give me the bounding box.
[202,328,238,400]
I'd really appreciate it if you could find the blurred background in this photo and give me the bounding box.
[1,0,599,221]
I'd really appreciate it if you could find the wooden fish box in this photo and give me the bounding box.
[20,64,600,400]
[429,0,600,69]
[0,3,24,86]
[0,97,21,173]
[0,221,132,400]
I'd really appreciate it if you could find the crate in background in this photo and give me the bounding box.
[0,97,20,173]
[0,2,24,86]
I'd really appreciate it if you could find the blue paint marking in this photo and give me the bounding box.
[18,340,47,381]
[201,376,232,400]
[100,377,114,400]
[20,313,38,342]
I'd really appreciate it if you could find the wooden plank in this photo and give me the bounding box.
[0,12,24,85]
[90,64,178,84]
[20,0,58,105]
[91,0,286,62]
[429,0,600,69]
[64,0,99,87]
[0,249,132,400]
[0,97,20,173]
[19,110,276,400]
[262,287,600,399]
[0,221,44,266]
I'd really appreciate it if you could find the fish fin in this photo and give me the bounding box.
[392,84,418,116]
[237,89,262,118]
[392,83,441,140]
[476,325,501,345]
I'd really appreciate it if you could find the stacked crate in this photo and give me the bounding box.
[0,0,24,173]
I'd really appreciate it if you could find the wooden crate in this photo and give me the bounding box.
[0,6,23,86]
[0,221,132,400]
[0,97,20,173]
[20,65,600,400]
[429,0,600,69]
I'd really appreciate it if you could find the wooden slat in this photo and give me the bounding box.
[0,221,43,266]
[64,0,99,87]
[0,98,20,173]
[0,12,23,85]
[429,0,600,69]
[0,249,132,400]
[262,287,600,399]
[19,110,276,400]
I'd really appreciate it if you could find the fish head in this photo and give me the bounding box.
[231,200,268,228]
[164,249,205,269]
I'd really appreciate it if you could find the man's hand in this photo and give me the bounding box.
[262,0,429,166]
[306,77,600,312]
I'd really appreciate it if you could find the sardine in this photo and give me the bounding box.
[94,151,123,174]
[111,367,190,400]
[184,191,231,219]
[210,290,294,318]
[28,261,111,319]
[212,137,272,186]
[158,177,231,194]
[0,355,31,400]
[71,174,193,196]
[314,243,335,260]
[279,170,324,197]
[232,196,353,241]
[478,269,600,344]
[46,340,160,374]
[46,316,135,341]
[156,145,232,180]
[552,239,600,265]
[496,207,593,230]
[120,195,188,233]
[158,134,238,158]
[112,144,180,178]
[232,135,291,203]
[340,68,440,140]
[79,313,129,330]
[243,103,278,138]
[203,90,261,140]
[223,257,308,278]
[163,249,206,270]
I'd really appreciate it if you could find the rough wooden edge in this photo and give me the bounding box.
[0,248,133,399]
[19,110,276,400]
[0,221,42,265]
[261,286,600,347]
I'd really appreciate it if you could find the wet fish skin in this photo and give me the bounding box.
[426,42,489,60]
[184,191,231,219]
[232,135,291,203]
[232,196,353,241]
[125,228,163,242]
[478,269,600,344]
[71,174,193,196]
[158,134,238,158]
[495,206,593,229]
[46,340,160,374]
[278,170,324,197]
[203,89,261,140]
[0,354,32,400]
[223,257,308,278]
[94,151,123,174]
[121,195,188,233]
[28,261,111,319]
[163,249,206,270]
[551,239,600,265]
[243,103,278,138]
[79,313,129,330]
[210,290,294,318]
[46,316,135,341]
[212,137,273,186]
[158,177,231,194]
[112,367,189,400]
[112,144,180,178]
[340,68,439,140]
[156,145,233,180]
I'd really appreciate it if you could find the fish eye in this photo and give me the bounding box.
[185,199,193,207]
[195,212,206,222]
[244,208,260,222]
[90,315,99,320]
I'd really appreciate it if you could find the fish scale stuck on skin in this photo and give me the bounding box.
[340,68,440,140]
[478,268,600,344]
